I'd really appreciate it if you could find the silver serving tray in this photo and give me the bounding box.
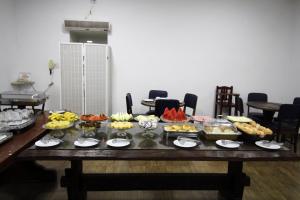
[0,115,37,132]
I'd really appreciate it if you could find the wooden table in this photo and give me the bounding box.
[0,113,48,172]
[247,101,281,122]
[17,122,300,200]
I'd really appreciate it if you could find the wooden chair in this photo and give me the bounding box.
[214,86,234,117]
[183,93,198,116]
[154,99,179,117]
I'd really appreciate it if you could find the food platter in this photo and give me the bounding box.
[163,124,200,138]
[0,115,37,132]
[43,122,74,130]
[227,116,252,123]
[160,116,191,123]
[202,122,241,141]
[234,121,273,143]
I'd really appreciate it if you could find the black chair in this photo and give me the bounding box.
[183,93,198,116]
[149,90,168,99]
[126,93,133,114]
[236,97,244,116]
[247,93,268,120]
[293,97,300,105]
[272,104,300,152]
[154,99,180,117]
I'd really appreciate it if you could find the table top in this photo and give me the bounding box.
[18,122,300,162]
[0,113,48,171]
[247,101,281,112]
[141,99,185,107]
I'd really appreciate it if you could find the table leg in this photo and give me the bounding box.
[218,161,245,200]
[65,160,86,200]
[263,110,275,123]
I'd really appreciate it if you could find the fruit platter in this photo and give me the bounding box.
[48,111,79,122]
[134,115,159,122]
[160,108,190,123]
[43,120,73,130]
[163,124,199,138]
[111,113,133,122]
[164,124,198,133]
[234,121,273,142]
[110,122,134,129]
[80,114,108,122]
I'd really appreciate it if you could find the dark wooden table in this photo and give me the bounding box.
[0,113,48,172]
[17,122,300,200]
[247,101,281,122]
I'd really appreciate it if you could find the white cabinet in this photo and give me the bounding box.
[60,43,111,115]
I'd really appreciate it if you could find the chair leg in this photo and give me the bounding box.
[294,133,298,153]
[214,103,217,118]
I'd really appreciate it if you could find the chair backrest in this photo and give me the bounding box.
[278,104,300,122]
[154,99,180,117]
[149,90,168,99]
[126,93,133,114]
[247,93,268,102]
[293,97,300,105]
[236,97,244,116]
[215,86,233,102]
[183,93,198,116]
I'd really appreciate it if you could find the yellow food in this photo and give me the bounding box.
[48,112,79,122]
[164,124,197,132]
[110,122,133,129]
[234,122,272,137]
[45,120,71,129]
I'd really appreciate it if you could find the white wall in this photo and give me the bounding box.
[293,0,300,89]
[11,0,298,115]
[0,0,16,91]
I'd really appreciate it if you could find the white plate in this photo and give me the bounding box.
[255,140,281,150]
[35,139,61,147]
[216,140,240,149]
[143,99,154,102]
[106,138,130,147]
[173,139,197,148]
[74,138,99,147]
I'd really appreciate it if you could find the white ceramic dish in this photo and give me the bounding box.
[216,140,240,149]
[35,138,61,147]
[106,138,130,147]
[173,139,197,148]
[74,138,99,147]
[255,140,281,150]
